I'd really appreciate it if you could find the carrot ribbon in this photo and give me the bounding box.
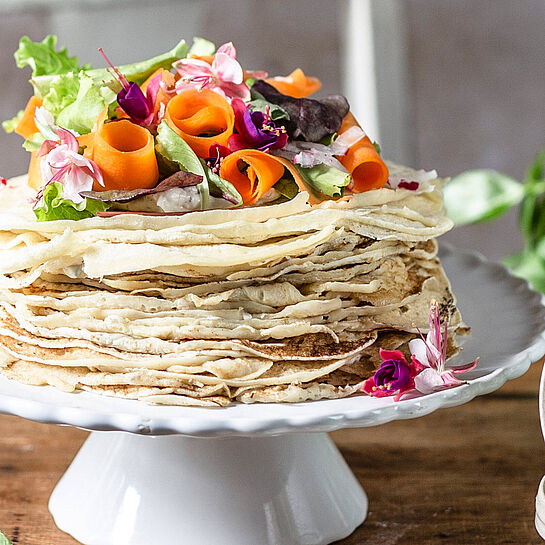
[265,68,321,98]
[15,96,42,140]
[336,112,389,193]
[84,114,159,191]
[165,89,235,158]
[219,150,322,206]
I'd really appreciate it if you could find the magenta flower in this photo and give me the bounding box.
[38,127,103,204]
[362,349,424,401]
[99,48,160,128]
[205,143,231,174]
[173,42,250,101]
[409,300,479,394]
[228,98,288,152]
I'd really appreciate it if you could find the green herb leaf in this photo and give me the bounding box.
[274,178,300,200]
[443,169,524,226]
[295,164,350,198]
[14,35,91,77]
[249,88,290,121]
[202,163,243,207]
[155,120,210,208]
[0,531,13,545]
[2,110,23,134]
[188,37,216,57]
[34,182,110,222]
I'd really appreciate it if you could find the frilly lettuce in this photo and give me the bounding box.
[188,37,216,57]
[29,38,188,134]
[55,73,115,134]
[15,35,91,77]
[34,182,110,222]
[2,110,23,133]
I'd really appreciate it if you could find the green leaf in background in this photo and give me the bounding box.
[188,37,216,57]
[2,110,23,134]
[34,182,110,222]
[443,169,524,226]
[155,121,210,208]
[15,35,91,77]
[503,250,545,294]
[519,151,545,248]
[0,531,13,545]
[295,163,350,198]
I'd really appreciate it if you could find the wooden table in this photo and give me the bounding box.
[0,362,543,545]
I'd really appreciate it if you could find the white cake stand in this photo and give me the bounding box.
[1,245,544,545]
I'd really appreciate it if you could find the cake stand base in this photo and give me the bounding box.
[49,431,367,545]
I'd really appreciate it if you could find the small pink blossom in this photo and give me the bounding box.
[409,300,478,395]
[173,42,250,101]
[38,127,103,204]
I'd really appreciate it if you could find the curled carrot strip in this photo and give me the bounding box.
[336,112,389,192]
[219,149,285,205]
[265,68,321,98]
[15,96,42,139]
[141,68,176,115]
[86,116,159,191]
[27,151,43,190]
[165,89,234,158]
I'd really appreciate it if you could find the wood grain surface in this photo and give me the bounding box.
[0,363,543,545]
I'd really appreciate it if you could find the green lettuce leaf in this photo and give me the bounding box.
[55,73,115,134]
[155,120,210,208]
[202,163,243,206]
[188,37,216,57]
[295,164,350,198]
[38,72,81,117]
[34,182,110,222]
[443,169,524,226]
[0,531,13,545]
[2,110,23,134]
[14,35,91,77]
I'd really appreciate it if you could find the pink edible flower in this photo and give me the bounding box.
[361,349,424,402]
[409,300,478,395]
[38,127,103,204]
[173,42,250,101]
[0,177,7,186]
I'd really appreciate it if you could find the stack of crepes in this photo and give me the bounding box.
[0,162,467,406]
[0,36,468,405]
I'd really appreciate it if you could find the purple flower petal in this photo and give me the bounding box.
[118,82,152,123]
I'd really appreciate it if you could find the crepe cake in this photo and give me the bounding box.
[0,36,468,405]
[0,162,468,406]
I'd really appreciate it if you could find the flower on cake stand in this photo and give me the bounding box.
[362,349,424,401]
[362,300,479,401]
[410,300,478,394]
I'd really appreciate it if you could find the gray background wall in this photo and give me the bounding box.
[1,0,543,261]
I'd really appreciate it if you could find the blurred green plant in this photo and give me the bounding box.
[0,531,13,545]
[444,151,545,292]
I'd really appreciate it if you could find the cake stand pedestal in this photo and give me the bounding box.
[49,432,366,545]
[1,245,544,545]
